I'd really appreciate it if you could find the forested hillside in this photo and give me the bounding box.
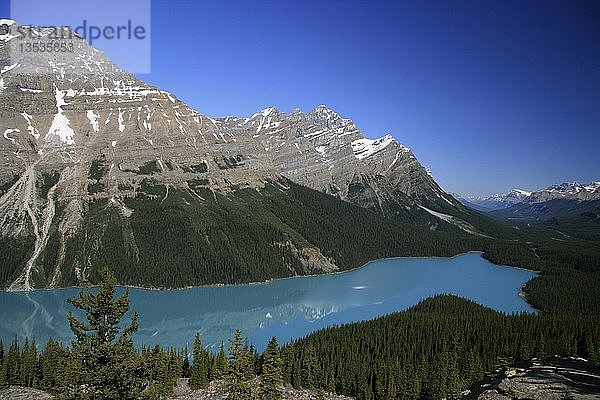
[4,178,489,289]
[283,295,600,400]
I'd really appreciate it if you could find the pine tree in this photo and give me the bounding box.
[386,367,398,399]
[38,338,68,392]
[225,329,252,400]
[214,342,228,379]
[259,337,283,400]
[242,339,255,381]
[463,350,484,387]
[189,333,208,389]
[327,369,336,394]
[167,348,182,381]
[65,267,144,400]
[0,339,6,388]
[250,344,261,376]
[4,338,20,385]
[142,344,172,397]
[19,337,30,386]
[19,337,37,387]
[181,346,190,378]
[280,346,293,384]
[537,334,547,358]
[300,342,317,389]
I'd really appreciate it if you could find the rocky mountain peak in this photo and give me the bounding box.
[306,104,352,129]
[545,181,599,195]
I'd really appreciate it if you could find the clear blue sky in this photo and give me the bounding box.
[4,0,599,196]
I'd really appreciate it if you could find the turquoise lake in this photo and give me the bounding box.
[0,252,536,351]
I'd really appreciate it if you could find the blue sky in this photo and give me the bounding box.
[4,0,599,196]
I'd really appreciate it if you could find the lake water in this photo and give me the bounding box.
[0,252,536,351]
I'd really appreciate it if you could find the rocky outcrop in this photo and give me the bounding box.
[470,357,600,400]
[0,386,53,400]
[0,380,354,400]
[168,378,353,400]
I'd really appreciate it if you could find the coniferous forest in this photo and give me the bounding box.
[2,250,600,400]
[1,180,600,399]
[1,178,600,400]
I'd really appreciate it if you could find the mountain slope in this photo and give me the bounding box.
[0,21,506,290]
[0,21,282,289]
[214,106,508,237]
[2,177,487,289]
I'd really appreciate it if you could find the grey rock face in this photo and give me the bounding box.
[214,104,458,218]
[0,386,53,400]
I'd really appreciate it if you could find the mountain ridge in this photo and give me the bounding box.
[459,181,600,211]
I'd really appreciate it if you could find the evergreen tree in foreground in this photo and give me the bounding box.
[189,333,208,389]
[301,341,317,389]
[214,342,228,379]
[65,267,143,400]
[259,337,283,400]
[0,339,5,388]
[225,329,252,400]
[4,338,19,387]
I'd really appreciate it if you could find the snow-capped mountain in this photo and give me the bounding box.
[460,181,600,212]
[0,21,486,290]
[527,181,600,202]
[460,189,533,211]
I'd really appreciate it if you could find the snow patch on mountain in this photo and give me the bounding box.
[351,135,397,160]
[86,110,100,132]
[21,112,39,139]
[46,89,75,145]
[3,128,19,144]
[460,180,600,211]
[512,189,532,196]
[418,205,488,237]
[545,181,599,195]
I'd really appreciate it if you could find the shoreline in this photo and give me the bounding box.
[3,250,539,296]
[518,284,540,313]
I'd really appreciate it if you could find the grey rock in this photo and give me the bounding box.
[472,357,600,400]
[0,386,53,400]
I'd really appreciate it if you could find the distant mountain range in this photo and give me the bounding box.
[458,181,600,240]
[459,181,600,211]
[0,21,503,290]
[459,189,533,211]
